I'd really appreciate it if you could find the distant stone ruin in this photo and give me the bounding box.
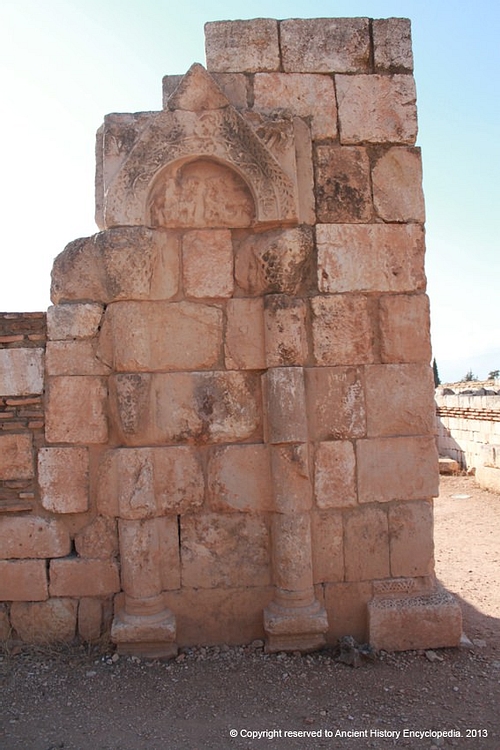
[0,17,462,655]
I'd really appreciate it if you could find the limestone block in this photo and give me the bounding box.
[0,517,70,558]
[151,372,262,443]
[10,598,77,642]
[45,376,108,444]
[38,447,89,514]
[99,227,180,301]
[373,18,413,72]
[211,73,249,109]
[314,145,372,223]
[108,373,151,439]
[344,506,390,581]
[74,517,118,559]
[51,236,107,304]
[305,367,366,441]
[0,560,48,601]
[379,294,431,364]
[336,74,417,145]
[78,598,104,642]
[311,510,343,583]
[271,512,314,593]
[293,117,316,225]
[476,465,500,494]
[207,444,273,512]
[372,147,425,222]
[205,19,280,73]
[47,303,104,340]
[317,224,426,294]
[264,295,308,367]
[368,589,462,651]
[0,348,44,396]
[263,367,308,444]
[162,74,184,107]
[49,559,120,597]
[46,341,111,376]
[314,440,356,508]
[119,517,180,597]
[264,599,328,653]
[224,298,266,370]
[97,301,223,372]
[234,227,313,296]
[280,18,370,73]
[311,295,374,365]
[253,73,337,140]
[164,586,273,646]
[324,582,373,643]
[182,229,234,299]
[0,434,33,480]
[357,436,439,504]
[389,500,434,577]
[181,513,271,588]
[166,63,230,112]
[364,364,436,437]
[270,443,312,513]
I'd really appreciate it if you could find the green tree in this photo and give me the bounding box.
[463,369,478,382]
[432,358,441,387]
[487,369,499,380]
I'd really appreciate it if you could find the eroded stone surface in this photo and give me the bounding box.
[182,229,234,298]
[372,147,425,222]
[0,517,70,559]
[314,440,356,508]
[280,18,370,73]
[373,18,413,72]
[45,376,108,444]
[379,294,431,363]
[0,434,33,480]
[314,145,372,223]
[10,599,77,642]
[205,19,280,73]
[0,348,44,396]
[38,447,89,514]
[311,295,375,366]
[207,444,273,513]
[306,367,366,441]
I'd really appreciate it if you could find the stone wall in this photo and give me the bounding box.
[0,17,462,653]
[436,383,500,493]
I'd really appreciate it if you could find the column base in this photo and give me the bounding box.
[111,606,178,659]
[368,588,462,652]
[264,599,328,653]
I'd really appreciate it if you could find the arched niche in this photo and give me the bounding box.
[147,157,256,229]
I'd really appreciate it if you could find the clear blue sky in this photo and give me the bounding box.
[1,0,499,383]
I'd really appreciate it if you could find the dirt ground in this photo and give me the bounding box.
[1,475,499,750]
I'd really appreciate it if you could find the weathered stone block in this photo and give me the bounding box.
[344,506,390,581]
[10,598,77,642]
[314,145,372,223]
[372,147,425,222]
[207,444,273,512]
[45,376,108,444]
[311,510,343,583]
[368,589,462,651]
[74,517,118,559]
[263,367,308,444]
[164,586,273,646]
[0,517,70,558]
[0,348,44,396]
[0,434,33,480]
[317,224,426,294]
[280,18,370,73]
[357,436,439,504]
[0,560,48,601]
[336,74,417,144]
[365,364,436,437]
[49,559,120,597]
[211,72,249,109]
[205,19,280,73]
[181,513,271,588]
[270,443,312,513]
[47,303,104,340]
[379,294,431,363]
[38,447,89,514]
[45,340,111,376]
[476,465,500,494]
[314,440,356,508]
[253,73,337,140]
[234,227,313,296]
[224,298,266,370]
[182,229,234,299]
[271,513,314,593]
[311,295,374,365]
[389,500,434,577]
[78,598,104,642]
[373,18,413,72]
[324,582,372,643]
[98,300,223,372]
[305,367,366,440]
[264,295,308,367]
[51,236,107,304]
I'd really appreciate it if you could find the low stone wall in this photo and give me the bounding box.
[436,383,500,493]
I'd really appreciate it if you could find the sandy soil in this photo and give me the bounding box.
[1,475,499,750]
